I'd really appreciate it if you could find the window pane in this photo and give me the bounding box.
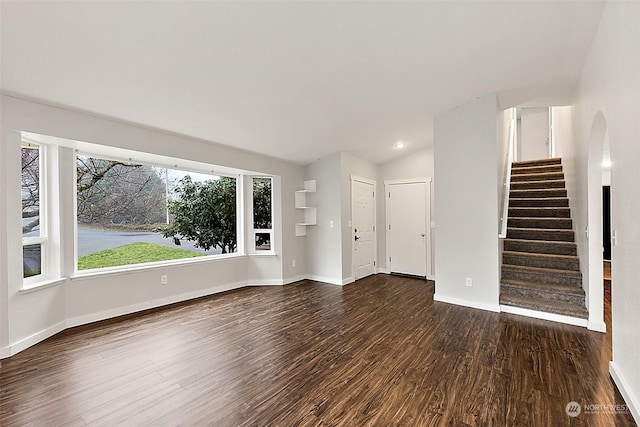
[255,233,271,251]
[77,156,237,270]
[253,177,272,229]
[21,146,40,238]
[23,244,42,278]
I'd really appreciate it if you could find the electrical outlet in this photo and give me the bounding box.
[292,259,296,267]
[161,275,168,285]
[465,277,472,287]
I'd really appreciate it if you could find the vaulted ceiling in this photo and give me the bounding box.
[1,1,604,165]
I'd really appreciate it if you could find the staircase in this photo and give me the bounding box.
[500,158,588,319]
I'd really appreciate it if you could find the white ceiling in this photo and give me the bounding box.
[1,1,604,165]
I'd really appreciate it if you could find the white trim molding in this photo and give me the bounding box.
[500,304,588,328]
[247,279,284,286]
[66,280,247,328]
[588,320,607,333]
[1,320,67,359]
[2,280,248,359]
[610,362,640,424]
[306,275,344,286]
[434,294,501,313]
[283,275,307,285]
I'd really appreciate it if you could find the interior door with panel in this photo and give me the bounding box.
[387,181,428,277]
[352,179,375,280]
[519,107,550,161]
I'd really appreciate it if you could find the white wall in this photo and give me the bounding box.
[304,152,343,285]
[340,152,377,282]
[0,95,305,357]
[570,2,640,421]
[433,93,500,312]
[377,148,434,276]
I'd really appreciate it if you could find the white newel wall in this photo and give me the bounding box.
[433,93,500,312]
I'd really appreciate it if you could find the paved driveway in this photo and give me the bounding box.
[77,227,222,256]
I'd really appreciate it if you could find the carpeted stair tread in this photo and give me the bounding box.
[501,279,585,295]
[509,197,569,207]
[511,180,566,190]
[503,251,580,271]
[510,188,567,198]
[512,158,562,167]
[508,207,571,218]
[511,172,565,182]
[507,227,575,242]
[502,264,582,287]
[511,165,563,175]
[504,238,577,256]
[500,294,588,319]
[507,217,572,229]
[501,280,586,306]
[501,157,586,319]
[502,263,582,278]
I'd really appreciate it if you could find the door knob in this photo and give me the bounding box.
[421,233,425,237]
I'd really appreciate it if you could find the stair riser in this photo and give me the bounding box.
[507,229,575,241]
[508,218,572,229]
[509,198,569,208]
[513,158,562,167]
[502,268,582,287]
[501,285,585,306]
[511,173,564,182]
[504,240,577,256]
[503,254,580,271]
[510,189,567,198]
[511,165,563,175]
[508,208,570,218]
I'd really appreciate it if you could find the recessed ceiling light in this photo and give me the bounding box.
[394,141,406,149]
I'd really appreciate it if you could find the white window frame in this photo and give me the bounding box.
[74,151,242,273]
[250,176,274,254]
[21,142,48,285]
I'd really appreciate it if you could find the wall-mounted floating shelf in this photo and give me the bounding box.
[295,180,316,236]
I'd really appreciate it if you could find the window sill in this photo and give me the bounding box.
[249,252,277,257]
[70,252,247,281]
[20,278,67,294]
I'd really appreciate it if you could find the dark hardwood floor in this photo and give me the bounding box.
[0,275,635,426]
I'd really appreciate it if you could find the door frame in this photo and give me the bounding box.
[351,175,377,280]
[384,178,432,279]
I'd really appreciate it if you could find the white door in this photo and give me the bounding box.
[387,182,427,277]
[353,179,375,280]
[519,107,550,161]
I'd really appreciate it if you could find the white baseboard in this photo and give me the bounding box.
[500,304,588,328]
[378,268,391,274]
[247,279,284,286]
[1,281,248,359]
[67,280,247,328]
[1,320,67,359]
[588,320,607,333]
[283,275,307,285]
[427,275,435,281]
[342,276,355,285]
[434,294,500,313]
[306,275,344,286]
[610,362,640,424]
